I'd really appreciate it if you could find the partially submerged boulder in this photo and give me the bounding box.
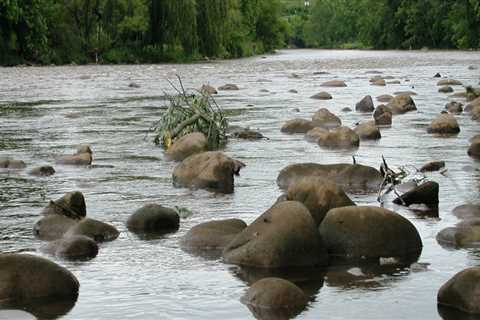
[355,95,374,112]
[438,267,480,314]
[200,84,217,95]
[286,177,355,225]
[181,219,247,250]
[311,108,341,129]
[40,191,87,219]
[242,278,308,319]
[310,91,332,100]
[427,113,460,134]
[354,122,381,140]
[319,206,423,261]
[321,80,346,87]
[223,201,328,268]
[452,204,480,220]
[172,151,245,194]
[28,166,55,176]
[305,127,328,142]
[40,235,98,260]
[393,181,439,208]
[277,163,383,192]
[438,86,454,93]
[419,161,445,172]
[56,145,92,165]
[64,218,119,242]
[218,84,239,91]
[0,254,79,301]
[281,119,314,134]
[317,126,360,149]
[437,219,480,249]
[165,132,208,161]
[371,79,386,86]
[127,204,180,234]
[387,95,417,114]
[468,139,480,159]
[376,95,393,103]
[445,101,463,114]
[33,214,78,241]
[437,79,462,86]
[373,105,393,126]
[0,158,26,169]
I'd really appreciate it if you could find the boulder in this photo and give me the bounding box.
[427,113,460,134]
[439,86,454,93]
[321,80,347,87]
[40,191,86,219]
[465,97,480,112]
[434,73,441,78]
[277,163,383,192]
[354,121,381,140]
[200,84,217,95]
[376,95,393,103]
[64,218,119,242]
[387,80,401,84]
[437,79,463,86]
[445,101,463,114]
[281,119,315,134]
[242,277,308,318]
[56,145,92,165]
[218,84,239,91]
[371,79,386,86]
[28,166,55,176]
[172,151,245,194]
[0,254,79,301]
[341,107,352,112]
[393,181,439,207]
[181,219,247,250]
[223,201,329,268]
[452,204,480,220]
[310,91,332,100]
[468,140,480,159]
[373,105,393,126]
[369,75,383,83]
[312,108,341,129]
[165,132,208,161]
[451,91,467,99]
[127,204,180,234]
[438,267,480,314]
[40,235,99,260]
[471,105,480,120]
[437,221,480,249]
[317,126,360,149]
[355,95,374,112]
[319,206,423,261]
[419,161,445,172]
[387,95,417,114]
[33,214,78,241]
[286,177,355,225]
[229,127,265,140]
[0,158,26,169]
[305,127,328,142]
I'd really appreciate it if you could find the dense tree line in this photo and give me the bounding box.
[0,0,288,65]
[298,0,480,49]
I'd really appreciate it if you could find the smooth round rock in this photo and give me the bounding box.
[181,219,247,250]
[64,218,119,242]
[319,206,423,261]
[166,132,208,161]
[28,166,55,176]
[317,126,360,149]
[310,91,332,100]
[387,95,417,114]
[321,80,347,87]
[40,235,99,260]
[242,277,308,309]
[281,119,315,134]
[427,113,460,134]
[452,204,480,220]
[312,108,341,129]
[438,267,480,314]
[127,204,180,234]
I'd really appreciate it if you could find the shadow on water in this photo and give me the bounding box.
[0,296,77,320]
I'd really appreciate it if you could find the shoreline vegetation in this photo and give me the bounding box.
[1,0,479,67]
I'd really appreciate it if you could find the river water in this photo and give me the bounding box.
[1,49,480,320]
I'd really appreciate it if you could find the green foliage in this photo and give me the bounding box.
[0,0,288,65]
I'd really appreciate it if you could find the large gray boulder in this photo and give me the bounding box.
[181,219,247,250]
[127,204,179,234]
[438,267,480,314]
[0,254,79,301]
[277,163,383,193]
[452,204,480,220]
[319,206,423,261]
[310,92,332,100]
[468,139,480,159]
[165,132,208,161]
[286,177,355,225]
[223,201,329,268]
[437,79,462,86]
[172,151,245,194]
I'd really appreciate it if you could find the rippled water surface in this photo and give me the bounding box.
[1,49,480,319]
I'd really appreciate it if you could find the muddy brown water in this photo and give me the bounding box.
[1,49,480,319]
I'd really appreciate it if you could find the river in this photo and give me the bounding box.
[1,49,480,319]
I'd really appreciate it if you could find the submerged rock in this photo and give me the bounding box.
[445,101,463,114]
[438,86,454,93]
[165,132,208,161]
[310,91,332,100]
[28,166,55,176]
[437,219,480,249]
[452,204,480,220]
[467,140,480,159]
[277,163,383,192]
[281,119,315,134]
[200,84,217,95]
[0,254,79,302]
[438,267,480,315]
[317,126,360,149]
[64,218,119,242]
[319,206,423,261]
[181,219,247,250]
[40,235,98,260]
[354,121,381,140]
[427,113,460,134]
[172,151,245,194]
[393,181,439,208]
[321,80,347,87]
[33,214,78,241]
[56,145,93,165]
[376,94,393,103]
[223,201,329,268]
[127,204,180,234]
